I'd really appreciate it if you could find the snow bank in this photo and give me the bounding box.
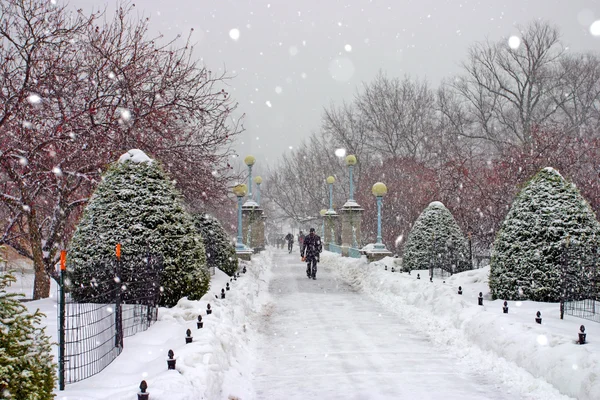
[25,250,273,399]
[322,252,599,400]
[118,149,153,164]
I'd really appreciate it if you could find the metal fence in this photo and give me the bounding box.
[561,242,600,323]
[328,243,343,254]
[59,253,163,388]
[348,247,362,259]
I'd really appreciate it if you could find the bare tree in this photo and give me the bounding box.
[354,72,436,159]
[445,20,565,148]
[0,1,242,299]
[554,52,600,135]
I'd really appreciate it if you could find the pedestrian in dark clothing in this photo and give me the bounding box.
[301,227,322,279]
[285,232,294,253]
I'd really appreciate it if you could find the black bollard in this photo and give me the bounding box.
[167,349,176,370]
[230,278,233,282]
[430,276,433,283]
[243,266,247,273]
[579,325,586,345]
[408,270,411,275]
[503,301,508,314]
[458,286,462,295]
[535,311,542,324]
[197,315,203,329]
[226,282,230,291]
[138,380,149,400]
[221,288,226,299]
[234,274,237,280]
[478,292,483,306]
[385,265,388,271]
[417,273,420,280]
[207,303,212,315]
[391,267,395,273]
[185,328,193,344]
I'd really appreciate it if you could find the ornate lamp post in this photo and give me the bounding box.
[326,175,335,211]
[244,155,256,200]
[254,176,263,205]
[324,175,338,246]
[346,155,357,202]
[364,182,392,261]
[340,155,363,255]
[372,182,388,247]
[320,209,327,238]
[233,184,252,259]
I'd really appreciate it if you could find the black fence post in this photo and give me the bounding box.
[59,250,66,390]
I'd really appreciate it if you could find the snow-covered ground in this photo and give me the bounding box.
[23,250,273,400]
[13,247,600,399]
[323,251,599,400]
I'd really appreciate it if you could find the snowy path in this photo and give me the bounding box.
[251,250,519,400]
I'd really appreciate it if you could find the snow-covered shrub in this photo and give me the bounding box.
[402,201,469,273]
[68,150,209,307]
[489,167,600,302]
[193,213,238,276]
[0,268,55,399]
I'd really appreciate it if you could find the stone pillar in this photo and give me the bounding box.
[242,204,263,252]
[340,201,363,257]
[324,211,338,248]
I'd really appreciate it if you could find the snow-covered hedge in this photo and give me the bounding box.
[193,213,238,276]
[68,150,209,307]
[402,201,469,273]
[490,167,600,302]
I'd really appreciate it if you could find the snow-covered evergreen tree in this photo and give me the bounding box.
[489,167,600,302]
[68,150,209,307]
[402,201,469,273]
[0,269,55,399]
[193,213,238,276]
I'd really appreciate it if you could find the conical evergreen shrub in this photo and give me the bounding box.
[68,150,209,307]
[489,167,600,302]
[0,266,55,399]
[402,201,469,273]
[193,213,238,276]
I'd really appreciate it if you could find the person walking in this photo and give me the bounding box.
[301,227,322,279]
[298,231,305,254]
[285,232,294,253]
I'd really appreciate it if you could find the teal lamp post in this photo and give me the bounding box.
[233,184,249,251]
[346,154,357,202]
[372,182,388,249]
[320,209,327,237]
[254,176,263,205]
[244,155,256,200]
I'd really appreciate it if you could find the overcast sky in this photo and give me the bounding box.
[72,0,600,171]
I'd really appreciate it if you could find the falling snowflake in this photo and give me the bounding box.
[118,108,131,121]
[229,28,240,41]
[508,36,521,49]
[334,148,346,157]
[275,86,283,94]
[27,94,41,104]
[344,44,352,52]
[52,166,63,177]
[591,20,600,36]
[265,100,272,107]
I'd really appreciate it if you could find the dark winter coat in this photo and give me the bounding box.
[285,233,294,243]
[302,233,322,262]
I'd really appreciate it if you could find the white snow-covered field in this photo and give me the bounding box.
[12,247,600,399]
[324,252,599,400]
